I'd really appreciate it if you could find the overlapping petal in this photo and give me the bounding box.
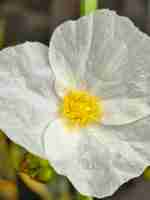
[49,9,150,125]
[44,118,150,198]
[44,119,82,173]
[0,42,57,157]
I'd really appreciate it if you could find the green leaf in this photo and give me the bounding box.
[143,166,150,181]
[80,0,98,16]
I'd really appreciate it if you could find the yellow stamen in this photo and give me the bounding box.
[59,89,104,128]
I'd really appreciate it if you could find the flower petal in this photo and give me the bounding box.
[0,42,57,157]
[44,120,150,198]
[44,119,82,173]
[49,9,120,93]
[67,125,149,198]
[90,10,150,125]
[101,97,150,125]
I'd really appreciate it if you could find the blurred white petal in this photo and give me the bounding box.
[0,42,57,157]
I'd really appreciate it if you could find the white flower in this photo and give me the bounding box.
[0,9,150,198]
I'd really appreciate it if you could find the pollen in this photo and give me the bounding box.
[59,89,104,128]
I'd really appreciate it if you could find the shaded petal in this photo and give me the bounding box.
[49,9,119,93]
[50,9,150,125]
[90,12,150,97]
[44,119,82,173]
[44,120,150,198]
[102,115,150,144]
[0,42,57,157]
[101,97,150,125]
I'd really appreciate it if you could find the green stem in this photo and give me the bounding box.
[80,0,98,16]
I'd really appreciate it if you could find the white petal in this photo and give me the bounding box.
[50,9,150,125]
[68,125,149,198]
[49,9,119,93]
[101,97,150,125]
[44,119,82,173]
[89,11,150,95]
[90,10,150,125]
[44,120,150,198]
[0,42,57,157]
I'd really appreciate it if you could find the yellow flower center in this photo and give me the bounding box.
[59,89,104,128]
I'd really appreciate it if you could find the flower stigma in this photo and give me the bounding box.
[59,89,104,129]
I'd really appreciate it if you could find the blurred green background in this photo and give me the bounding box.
[0,0,150,200]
